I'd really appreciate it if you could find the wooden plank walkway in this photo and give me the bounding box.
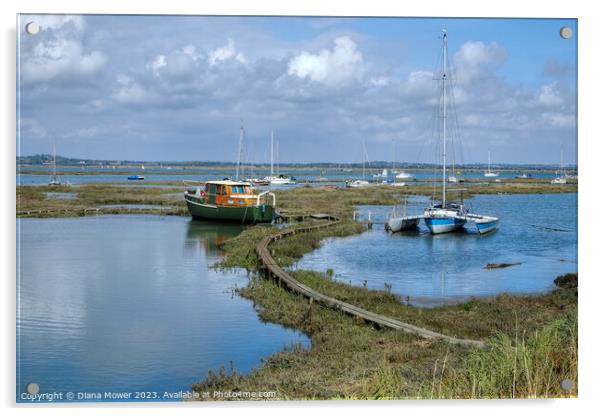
[255,216,486,348]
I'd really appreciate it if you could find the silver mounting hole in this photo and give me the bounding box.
[25,21,40,35]
[559,26,573,39]
[26,383,40,394]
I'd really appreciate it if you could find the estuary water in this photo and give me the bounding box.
[17,215,309,402]
[18,165,560,186]
[296,193,577,306]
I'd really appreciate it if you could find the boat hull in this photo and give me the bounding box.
[475,218,499,235]
[385,217,420,232]
[185,195,274,223]
[424,217,467,234]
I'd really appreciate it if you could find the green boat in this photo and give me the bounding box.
[184,180,276,223]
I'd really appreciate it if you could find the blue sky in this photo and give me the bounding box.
[17,15,577,164]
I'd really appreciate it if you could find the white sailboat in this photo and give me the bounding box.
[346,141,370,188]
[264,131,295,185]
[48,141,61,186]
[483,151,500,177]
[386,30,499,235]
[551,147,567,184]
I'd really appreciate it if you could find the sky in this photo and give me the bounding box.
[17,15,577,165]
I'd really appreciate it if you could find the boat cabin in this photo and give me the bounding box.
[189,180,259,207]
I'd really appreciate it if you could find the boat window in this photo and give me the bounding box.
[216,185,225,195]
[230,186,236,194]
[238,186,244,193]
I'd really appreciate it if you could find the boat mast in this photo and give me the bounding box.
[270,130,274,176]
[442,30,447,207]
[236,121,244,180]
[52,141,57,179]
[276,138,280,176]
[488,150,491,174]
[362,140,367,179]
[560,146,564,175]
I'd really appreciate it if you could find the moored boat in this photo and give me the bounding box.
[183,179,276,223]
[127,175,145,180]
[385,30,499,236]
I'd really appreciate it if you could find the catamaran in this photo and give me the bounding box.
[386,30,499,235]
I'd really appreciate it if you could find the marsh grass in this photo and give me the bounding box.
[191,273,576,400]
[423,309,577,398]
[17,184,185,217]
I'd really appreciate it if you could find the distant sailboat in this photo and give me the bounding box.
[347,141,370,187]
[483,151,499,177]
[48,141,61,186]
[551,147,567,184]
[264,131,295,185]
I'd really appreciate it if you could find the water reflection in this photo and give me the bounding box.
[185,221,245,255]
[298,193,577,305]
[17,215,309,401]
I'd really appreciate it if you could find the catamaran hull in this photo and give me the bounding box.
[424,217,467,234]
[385,217,420,233]
[475,219,499,235]
[185,195,274,223]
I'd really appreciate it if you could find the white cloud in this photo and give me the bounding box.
[20,118,47,138]
[287,36,363,86]
[453,41,506,82]
[22,38,107,84]
[208,39,246,66]
[370,76,389,87]
[538,83,564,107]
[20,16,106,84]
[542,112,574,128]
[113,75,152,105]
[31,15,86,33]
[182,44,202,61]
[147,55,167,77]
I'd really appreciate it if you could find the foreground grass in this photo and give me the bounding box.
[192,273,577,399]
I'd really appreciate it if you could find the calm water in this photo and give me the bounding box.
[17,215,309,402]
[297,193,577,305]
[17,166,560,186]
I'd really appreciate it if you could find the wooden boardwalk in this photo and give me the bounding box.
[255,216,486,348]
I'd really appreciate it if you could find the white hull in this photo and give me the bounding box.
[426,221,466,234]
[266,176,294,185]
[395,172,414,179]
[346,180,370,188]
[386,216,420,232]
[484,172,499,177]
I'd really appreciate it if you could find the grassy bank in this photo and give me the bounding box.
[17,184,186,217]
[192,272,576,399]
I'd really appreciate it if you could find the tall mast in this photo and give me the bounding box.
[442,30,447,207]
[488,151,491,173]
[362,140,367,179]
[236,121,244,180]
[276,139,280,176]
[52,140,57,178]
[560,146,564,175]
[270,130,274,176]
